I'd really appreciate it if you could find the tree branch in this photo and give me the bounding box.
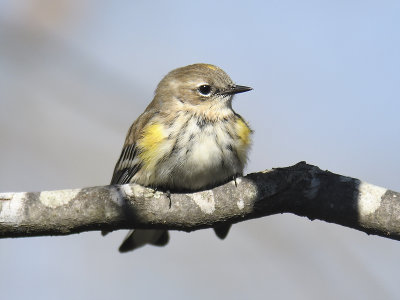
[0,162,399,241]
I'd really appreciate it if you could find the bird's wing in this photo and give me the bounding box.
[110,110,156,185]
[110,142,142,185]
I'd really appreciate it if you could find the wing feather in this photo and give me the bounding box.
[110,143,142,185]
[110,109,159,185]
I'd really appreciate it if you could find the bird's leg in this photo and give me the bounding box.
[166,190,172,209]
[233,174,238,187]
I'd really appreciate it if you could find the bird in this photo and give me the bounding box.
[106,63,253,252]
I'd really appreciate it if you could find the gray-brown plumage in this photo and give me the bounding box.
[106,63,253,252]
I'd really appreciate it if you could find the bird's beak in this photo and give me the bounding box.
[222,85,253,95]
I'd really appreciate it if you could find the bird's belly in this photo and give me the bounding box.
[161,122,243,190]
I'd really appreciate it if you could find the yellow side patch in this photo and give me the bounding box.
[236,118,251,146]
[138,123,166,168]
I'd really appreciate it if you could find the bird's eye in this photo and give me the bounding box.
[198,85,212,96]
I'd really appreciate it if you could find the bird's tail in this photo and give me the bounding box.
[118,229,170,253]
[213,224,231,240]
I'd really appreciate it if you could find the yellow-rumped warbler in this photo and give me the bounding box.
[107,63,253,252]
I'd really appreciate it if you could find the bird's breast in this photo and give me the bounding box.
[135,113,252,190]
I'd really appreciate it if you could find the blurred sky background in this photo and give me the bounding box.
[0,1,400,299]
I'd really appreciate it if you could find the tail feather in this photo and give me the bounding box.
[213,224,231,240]
[150,230,170,246]
[118,229,169,253]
